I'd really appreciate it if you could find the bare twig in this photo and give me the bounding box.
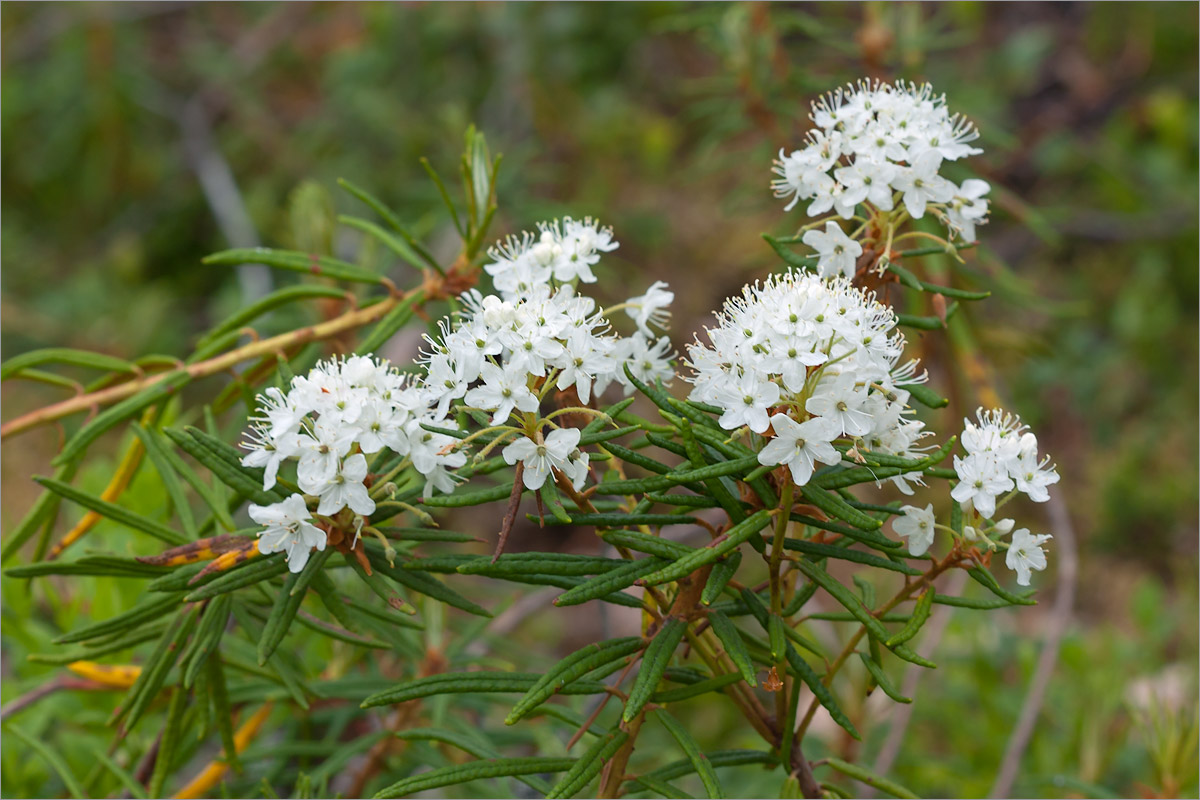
[988,493,1078,798]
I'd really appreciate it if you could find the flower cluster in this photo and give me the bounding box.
[240,218,678,571]
[484,216,619,298]
[686,270,930,489]
[241,354,449,571]
[771,80,991,278]
[951,408,1060,519]
[892,408,1059,585]
[420,218,674,488]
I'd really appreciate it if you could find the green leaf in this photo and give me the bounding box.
[822,757,918,799]
[394,728,552,795]
[857,652,912,704]
[783,643,860,740]
[886,588,935,647]
[625,618,687,721]
[636,510,772,587]
[338,215,428,271]
[793,559,889,644]
[967,565,1038,606]
[798,485,882,531]
[374,757,576,799]
[53,370,191,467]
[56,592,183,644]
[184,555,289,602]
[113,606,200,732]
[1,463,76,563]
[421,481,514,507]
[362,672,608,708]
[183,594,233,688]
[166,426,286,506]
[4,724,86,799]
[258,552,325,665]
[907,382,950,409]
[640,750,776,785]
[654,711,723,799]
[546,729,629,799]
[35,476,188,546]
[131,424,197,537]
[601,530,694,560]
[203,247,382,284]
[148,682,189,798]
[707,611,757,686]
[1,347,138,380]
[554,558,668,607]
[591,455,761,497]
[506,637,645,725]
[364,547,491,617]
[342,552,415,616]
[701,550,741,605]
[459,552,625,578]
[88,745,148,799]
[539,479,573,524]
[762,233,819,270]
[783,538,921,576]
[651,672,743,704]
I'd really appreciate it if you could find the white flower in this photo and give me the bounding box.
[715,371,780,434]
[294,418,356,489]
[308,453,376,517]
[1012,432,1060,503]
[893,503,936,556]
[612,333,675,396]
[805,373,874,437]
[891,149,955,219]
[464,362,540,425]
[802,222,863,280]
[1006,528,1051,586]
[625,281,674,335]
[249,494,326,573]
[950,453,1013,520]
[241,427,302,491]
[757,413,841,486]
[502,427,582,491]
[945,178,990,242]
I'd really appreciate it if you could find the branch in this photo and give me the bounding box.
[1,290,412,440]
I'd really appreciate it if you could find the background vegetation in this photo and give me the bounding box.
[2,3,1196,798]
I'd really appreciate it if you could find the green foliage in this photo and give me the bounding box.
[2,5,1196,800]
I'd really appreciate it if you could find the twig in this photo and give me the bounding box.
[988,493,1078,798]
[492,465,524,562]
[1,291,412,439]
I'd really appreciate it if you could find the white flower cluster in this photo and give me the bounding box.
[950,408,1060,519]
[420,218,674,489]
[874,408,1058,586]
[771,80,991,278]
[241,354,450,571]
[485,216,618,298]
[685,270,930,489]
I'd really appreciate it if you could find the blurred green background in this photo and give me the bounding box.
[2,3,1196,798]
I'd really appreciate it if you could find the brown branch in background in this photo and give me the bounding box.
[988,492,1078,798]
[0,290,411,440]
[864,570,969,798]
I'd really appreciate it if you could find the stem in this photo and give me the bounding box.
[2,289,423,440]
[770,481,795,738]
